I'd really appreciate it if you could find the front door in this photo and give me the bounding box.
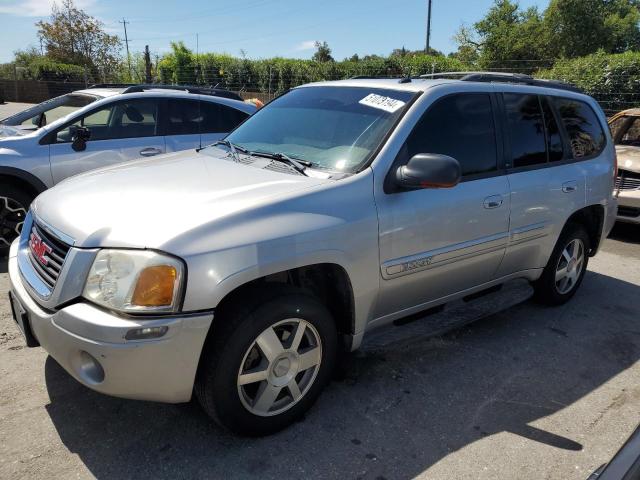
[373,92,511,319]
[49,97,165,184]
[376,93,510,318]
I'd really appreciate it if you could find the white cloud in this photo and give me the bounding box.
[294,40,317,51]
[0,0,96,17]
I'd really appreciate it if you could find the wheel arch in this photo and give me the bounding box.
[564,204,605,256]
[209,262,356,349]
[0,167,48,199]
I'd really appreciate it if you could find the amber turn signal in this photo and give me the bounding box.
[131,265,177,307]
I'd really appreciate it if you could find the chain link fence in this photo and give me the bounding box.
[2,63,640,116]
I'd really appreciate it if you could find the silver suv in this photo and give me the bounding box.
[0,85,255,249]
[8,73,617,436]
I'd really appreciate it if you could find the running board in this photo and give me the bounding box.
[362,279,534,351]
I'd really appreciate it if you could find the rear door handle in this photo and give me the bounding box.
[483,195,503,209]
[139,147,162,157]
[562,181,578,193]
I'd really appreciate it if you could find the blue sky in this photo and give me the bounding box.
[0,0,547,63]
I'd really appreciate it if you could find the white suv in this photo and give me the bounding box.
[0,85,256,248]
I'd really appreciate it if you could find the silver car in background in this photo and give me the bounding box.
[0,85,255,249]
[8,74,616,436]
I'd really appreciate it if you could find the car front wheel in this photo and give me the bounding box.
[0,184,31,254]
[195,286,337,436]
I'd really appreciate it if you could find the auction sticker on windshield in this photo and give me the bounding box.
[359,93,406,113]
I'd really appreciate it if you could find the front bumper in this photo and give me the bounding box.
[616,189,640,224]
[8,241,214,403]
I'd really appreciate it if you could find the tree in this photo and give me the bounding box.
[545,0,640,57]
[312,41,334,62]
[36,0,121,75]
[456,0,640,71]
[455,0,549,71]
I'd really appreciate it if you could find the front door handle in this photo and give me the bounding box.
[139,147,162,157]
[483,195,503,209]
[562,181,578,193]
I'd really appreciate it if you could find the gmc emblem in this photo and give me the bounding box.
[29,231,52,267]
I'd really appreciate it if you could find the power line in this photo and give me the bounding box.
[120,17,132,79]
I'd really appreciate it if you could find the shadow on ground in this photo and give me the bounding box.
[43,270,640,479]
[609,222,640,245]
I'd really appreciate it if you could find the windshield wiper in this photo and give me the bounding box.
[251,151,312,176]
[202,139,248,163]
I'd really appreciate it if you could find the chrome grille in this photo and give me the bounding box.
[616,169,640,191]
[27,222,71,289]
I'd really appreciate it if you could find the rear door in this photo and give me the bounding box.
[497,93,596,276]
[49,97,165,183]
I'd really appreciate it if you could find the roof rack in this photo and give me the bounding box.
[87,83,243,101]
[419,71,584,93]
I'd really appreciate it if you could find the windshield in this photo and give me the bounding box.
[224,86,415,173]
[1,93,98,128]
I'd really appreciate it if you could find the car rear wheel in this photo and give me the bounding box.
[195,286,337,436]
[533,223,590,305]
[0,185,31,255]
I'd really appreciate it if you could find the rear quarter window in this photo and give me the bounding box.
[553,98,606,159]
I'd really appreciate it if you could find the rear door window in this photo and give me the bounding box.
[541,97,564,162]
[403,93,498,176]
[504,93,547,168]
[166,99,249,135]
[553,98,606,158]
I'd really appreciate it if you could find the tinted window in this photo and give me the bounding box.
[56,99,159,142]
[541,97,564,162]
[224,87,416,172]
[553,98,605,158]
[403,93,497,176]
[166,99,248,136]
[504,93,546,167]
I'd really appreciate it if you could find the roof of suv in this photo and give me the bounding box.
[300,74,585,97]
[74,87,127,98]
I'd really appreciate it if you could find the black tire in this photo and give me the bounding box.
[195,285,338,436]
[0,184,32,256]
[533,223,591,305]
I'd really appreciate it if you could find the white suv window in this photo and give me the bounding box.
[56,99,160,143]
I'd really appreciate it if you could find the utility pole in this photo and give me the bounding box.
[120,18,132,80]
[425,0,433,55]
[144,45,152,83]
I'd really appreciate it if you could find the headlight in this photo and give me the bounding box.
[83,250,185,313]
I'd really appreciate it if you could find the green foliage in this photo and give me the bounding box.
[455,0,640,70]
[538,51,640,113]
[155,42,468,95]
[312,41,334,63]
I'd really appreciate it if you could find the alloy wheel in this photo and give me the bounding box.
[0,196,26,247]
[555,238,585,295]
[237,318,322,417]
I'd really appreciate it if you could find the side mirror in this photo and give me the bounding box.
[395,153,461,189]
[71,126,91,152]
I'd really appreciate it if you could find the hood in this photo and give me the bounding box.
[32,148,329,250]
[616,145,640,173]
[0,124,30,139]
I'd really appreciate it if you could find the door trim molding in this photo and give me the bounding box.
[381,231,510,280]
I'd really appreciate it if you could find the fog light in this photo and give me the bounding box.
[78,351,105,384]
[125,326,169,341]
